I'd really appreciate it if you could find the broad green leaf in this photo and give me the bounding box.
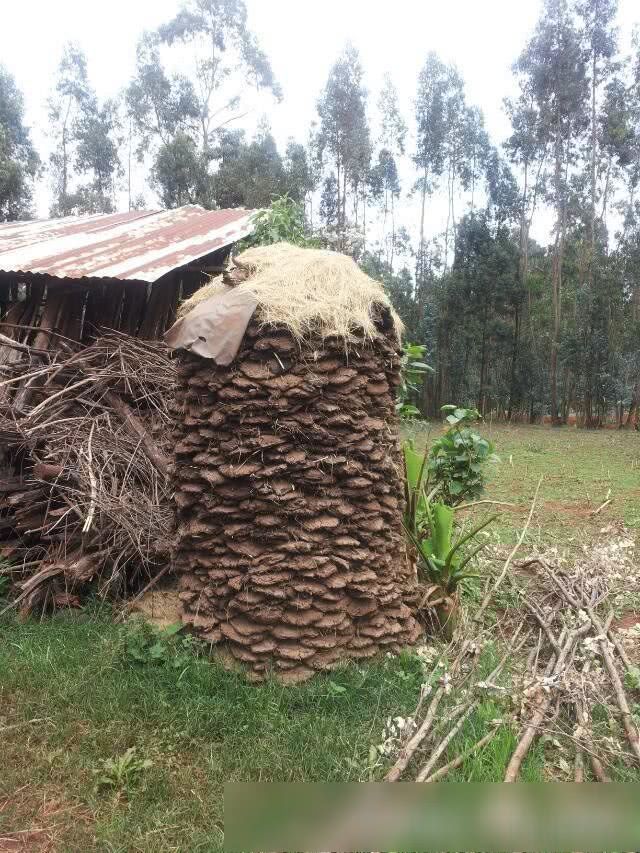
[431,503,454,560]
[403,442,425,492]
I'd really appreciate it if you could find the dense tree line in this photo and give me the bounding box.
[0,0,639,424]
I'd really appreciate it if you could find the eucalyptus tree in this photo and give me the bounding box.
[414,53,448,281]
[128,0,280,208]
[505,92,548,319]
[513,0,588,423]
[72,98,121,214]
[576,0,618,248]
[459,106,491,213]
[376,73,407,266]
[48,44,122,216]
[319,173,339,230]
[156,0,281,158]
[0,66,39,221]
[212,123,288,209]
[151,131,212,208]
[284,140,315,210]
[126,33,200,150]
[316,43,370,243]
[48,44,93,216]
[441,65,466,268]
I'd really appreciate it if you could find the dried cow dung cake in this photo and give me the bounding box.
[165,243,421,682]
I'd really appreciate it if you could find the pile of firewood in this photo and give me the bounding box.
[379,537,640,782]
[0,331,174,613]
[172,318,421,683]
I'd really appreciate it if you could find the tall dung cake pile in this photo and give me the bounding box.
[167,243,421,682]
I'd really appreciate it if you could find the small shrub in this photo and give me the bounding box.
[120,619,200,669]
[242,195,318,249]
[624,666,640,691]
[93,747,152,794]
[396,343,432,419]
[428,406,498,505]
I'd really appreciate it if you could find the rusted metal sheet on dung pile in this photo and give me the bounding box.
[0,206,255,284]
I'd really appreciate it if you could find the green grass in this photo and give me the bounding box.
[0,610,426,851]
[0,425,638,848]
[0,615,544,850]
[412,422,640,545]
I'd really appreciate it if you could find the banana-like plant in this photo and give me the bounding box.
[403,441,497,638]
[405,501,497,593]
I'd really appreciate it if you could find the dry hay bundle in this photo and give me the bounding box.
[0,331,174,613]
[169,243,420,683]
[178,242,403,343]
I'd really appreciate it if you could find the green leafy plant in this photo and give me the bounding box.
[428,405,498,505]
[403,440,496,638]
[121,619,199,669]
[93,747,152,794]
[402,440,439,539]
[624,666,640,691]
[396,343,433,419]
[405,501,496,594]
[242,195,319,249]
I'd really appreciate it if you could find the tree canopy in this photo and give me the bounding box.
[2,0,640,425]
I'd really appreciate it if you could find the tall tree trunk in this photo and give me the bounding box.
[625,378,640,428]
[444,163,453,274]
[418,167,428,285]
[520,160,530,312]
[507,302,520,421]
[478,307,488,415]
[336,158,342,232]
[590,43,597,262]
[362,183,367,250]
[390,192,396,272]
[342,169,348,239]
[381,186,389,264]
[550,131,564,427]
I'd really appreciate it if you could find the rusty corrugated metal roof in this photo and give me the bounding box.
[0,205,256,284]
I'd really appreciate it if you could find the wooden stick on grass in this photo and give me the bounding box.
[587,605,640,766]
[456,500,517,511]
[415,702,479,782]
[421,725,501,783]
[504,620,592,782]
[476,475,543,621]
[385,642,470,782]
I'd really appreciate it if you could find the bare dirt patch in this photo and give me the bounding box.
[128,586,181,628]
[0,787,93,852]
[613,612,640,630]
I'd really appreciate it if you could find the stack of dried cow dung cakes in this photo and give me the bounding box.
[166,243,421,682]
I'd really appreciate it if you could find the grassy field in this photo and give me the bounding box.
[1,424,638,850]
[411,421,640,542]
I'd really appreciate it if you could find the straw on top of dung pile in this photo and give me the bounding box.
[177,242,403,344]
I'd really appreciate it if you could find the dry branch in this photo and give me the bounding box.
[587,606,640,766]
[385,643,470,781]
[421,725,501,783]
[476,475,543,620]
[504,620,592,782]
[0,330,175,610]
[415,702,478,782]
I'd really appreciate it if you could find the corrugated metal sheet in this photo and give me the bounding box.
[0,205,255,284]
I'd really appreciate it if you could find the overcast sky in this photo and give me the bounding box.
[2,0,639,237]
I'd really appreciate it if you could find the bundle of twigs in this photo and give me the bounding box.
[0,329,175,614]
[380,531,639,783]
[382,623,529,783]
[504,556,640,781]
